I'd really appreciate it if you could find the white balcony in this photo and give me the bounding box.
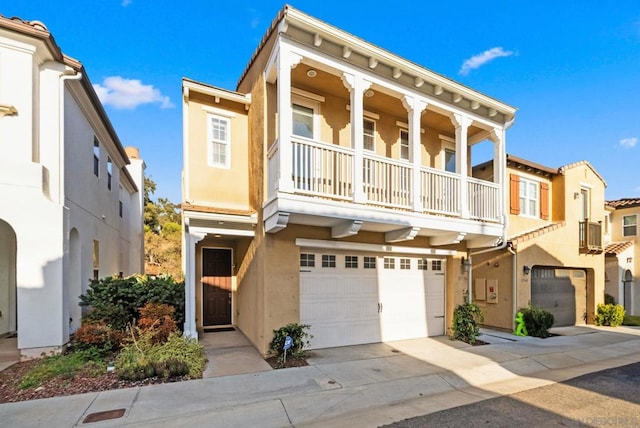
[268,136,501,223]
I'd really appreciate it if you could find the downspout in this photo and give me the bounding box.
[507,243,517,329]
[59,69,82,205]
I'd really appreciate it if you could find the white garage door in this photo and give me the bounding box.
[300,252,445,349]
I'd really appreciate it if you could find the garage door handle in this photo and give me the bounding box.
[380,303,383,313]
[435,316,444,318]
[377,303,380,313]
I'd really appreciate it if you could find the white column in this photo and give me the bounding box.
[342,73,371,203]
[184,229,205,339]
[276,47,302,193]
[451,113,472,218]
[489,127,507,224]
[402,96,428,212]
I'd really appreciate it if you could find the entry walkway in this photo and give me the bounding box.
[2,326,640,427]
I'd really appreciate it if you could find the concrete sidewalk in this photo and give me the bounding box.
[2,326,640,427]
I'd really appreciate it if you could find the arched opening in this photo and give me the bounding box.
[67,228,82,335]
[0,219,17,335]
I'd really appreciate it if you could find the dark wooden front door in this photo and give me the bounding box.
[202,248,232,326]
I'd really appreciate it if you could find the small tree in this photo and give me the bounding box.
[595,303,625,327]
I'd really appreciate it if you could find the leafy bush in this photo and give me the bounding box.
[520,305,554,338]
[269,323,312,366]
[604,294,616,305]
[451,302,484,344]
[595,303,625,327]
[138,303,177,344]
[72,321,124,354]
[20,350,105,389]
[79,274,185,329]
[115,330,206,381]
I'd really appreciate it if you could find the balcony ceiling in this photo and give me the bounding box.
[292,64,485,139]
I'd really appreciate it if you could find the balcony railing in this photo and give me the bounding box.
[579,220,603,253]
[270,137,501,223]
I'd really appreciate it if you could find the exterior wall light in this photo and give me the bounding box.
[523,265,531,275]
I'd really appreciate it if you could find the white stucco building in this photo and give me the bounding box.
[0,15,145,357]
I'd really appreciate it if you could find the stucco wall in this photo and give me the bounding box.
[186,93,250,211]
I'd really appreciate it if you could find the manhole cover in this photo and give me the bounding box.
[83,408,126,424]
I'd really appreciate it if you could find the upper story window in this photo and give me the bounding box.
[107,157,113,190]
[93,240,99,280]
[292,104,315,139]
[519,177,539,217]
[363,119,376,151]
[208,115,231,168]
[623,215,637,237]
[291,90,322,140]
[118,185,124,218]
[444,149,456,173]
[399,130,409,160]
[93,137,100,177]
[579,187,590,220]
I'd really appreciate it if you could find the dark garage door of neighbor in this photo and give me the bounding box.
[531,267,587,327]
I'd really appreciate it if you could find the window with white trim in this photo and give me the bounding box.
[444,149,456,173]
[623,215,637,237]
[364,256,376,269]
[345,255,358,268]
[107,157,113,190]
[300,253,315,267]
[400,129,409,160]
[208,115,231,168]
[322,255,336,268]
[519,177,539,217]
[363,119,375,151]
[93,137,100,177]
[400,258,411,270]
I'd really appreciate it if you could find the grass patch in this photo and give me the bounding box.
[20,350,106,389]
[623,315,640,326]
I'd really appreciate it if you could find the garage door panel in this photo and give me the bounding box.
[532,268,586,327]
[300,253,446,349]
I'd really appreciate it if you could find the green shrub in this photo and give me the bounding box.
[115,330,206,381]
[451,302,484,344]
[269,323,312,366]
[595,303,625,327]
[604,294,616,305]
[520,305,554,338]
[79,274,185,329]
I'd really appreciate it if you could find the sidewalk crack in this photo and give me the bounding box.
[279,398,294,426]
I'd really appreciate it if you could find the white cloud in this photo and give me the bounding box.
[459,47,514,75]
[93,76,174,110]
[619,137,638,148]
[122,0,132,6]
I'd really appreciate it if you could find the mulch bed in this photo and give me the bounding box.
[0,359,189,404]
[265,355,308,369]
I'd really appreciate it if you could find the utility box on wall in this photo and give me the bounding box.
[487,279,498,303]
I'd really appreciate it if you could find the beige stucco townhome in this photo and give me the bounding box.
[182,6,519,355]
[604,199,640,315]
[0,15,145,357]
[472,155,606,330]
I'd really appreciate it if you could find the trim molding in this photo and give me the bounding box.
[295,238,456,256]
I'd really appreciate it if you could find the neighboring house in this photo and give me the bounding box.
[604,199,639,314]
[0,16,145,357]
[182,6,516,354]
[471,155,606,329]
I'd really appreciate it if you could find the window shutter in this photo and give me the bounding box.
[540,182,550,220]
[509,174,520,214]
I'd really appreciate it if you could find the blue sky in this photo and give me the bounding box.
[5,1,640,202]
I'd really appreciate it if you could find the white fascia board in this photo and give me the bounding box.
[188,226,255,238]
[295,238,456,256]
[283,38,505,130]
[284,9,516,117]
[184,210,258,225]
[265,192,504,237]
[183,80,251,105]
